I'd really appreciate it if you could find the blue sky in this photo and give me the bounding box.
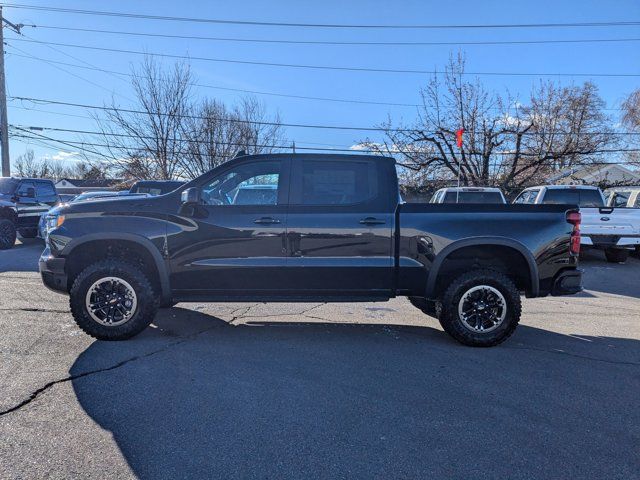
[4,0,640,167]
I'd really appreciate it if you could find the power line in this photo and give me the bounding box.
[4,4,640,29]
[30,25,640,47]
[7,50,630,111]
[6,49,422,108]
[10,37,640,78]
[9,97,640,136]
[10,127,640,155]
[6,43,130,100]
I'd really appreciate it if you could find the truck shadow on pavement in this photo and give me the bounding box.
[69,308,640,479]
[0,239,42,273]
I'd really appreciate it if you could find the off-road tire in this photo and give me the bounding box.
[437,269,521,347]
[70,259,159,340]
[408,296,438,319]
[18,228,38,239]
[604,248,629,264]
[0,219,17,250]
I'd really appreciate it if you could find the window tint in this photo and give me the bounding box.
[542,189,604,207]
[635,195,640,208]
[299,160,378,206]
[16,182,35,197]
[36,182,56,198]
[443,191,504,204]
[202,160,281,206]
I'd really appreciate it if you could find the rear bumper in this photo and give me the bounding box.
[582,235,640,248]
[39,247,68,294]
[551,268,583,296]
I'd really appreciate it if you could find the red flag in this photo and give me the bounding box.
[456,128,464,148]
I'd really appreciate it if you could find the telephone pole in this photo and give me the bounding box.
[0,7,23,177]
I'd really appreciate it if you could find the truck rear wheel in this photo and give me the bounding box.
[0,219,17,250]
[604,248,629,263]
[69,259,159,340]
[437,269,521,347]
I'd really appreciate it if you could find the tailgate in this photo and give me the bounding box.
[580,207,640,242]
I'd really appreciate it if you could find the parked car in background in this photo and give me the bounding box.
[430,187,506,204]
[604,187,640,208]
[39,191,150,239]
[0,177,59,249]
[40,153,583,347]
[129,180,185,196]
[514,185,640,263]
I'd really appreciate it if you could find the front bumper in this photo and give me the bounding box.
[39,247,68,294]
[551,268,583,296]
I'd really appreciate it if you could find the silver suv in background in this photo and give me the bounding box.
[604,187,640,209]
[430,187,506,204]
[514,185,640,263]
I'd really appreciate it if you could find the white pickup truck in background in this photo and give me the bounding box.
[430,187,507,204]
[514,185,640,263]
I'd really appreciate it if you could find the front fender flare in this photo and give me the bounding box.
[61,232,171,303]
[424,237,539,299]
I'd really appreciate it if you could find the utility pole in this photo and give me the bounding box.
[0,7,23,177]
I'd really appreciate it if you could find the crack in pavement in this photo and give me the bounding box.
[236,303,325,322]
[505,345,640,366]
[0,323,224,418]
[0,302,295,416]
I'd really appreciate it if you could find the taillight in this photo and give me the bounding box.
[566,210,581,255]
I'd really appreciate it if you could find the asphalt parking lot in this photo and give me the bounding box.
[0,239,639,479]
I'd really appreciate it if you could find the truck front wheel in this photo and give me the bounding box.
[69,259,159,340]
[437,269,521,347]
[0,219,17,250]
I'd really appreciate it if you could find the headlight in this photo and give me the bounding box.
[45,214,65,233]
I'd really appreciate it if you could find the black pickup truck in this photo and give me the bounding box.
[0,177,59,249]
[40,154,583,346]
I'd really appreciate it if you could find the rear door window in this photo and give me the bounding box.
[296,160,378,206]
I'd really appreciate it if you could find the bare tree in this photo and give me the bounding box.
[179,96,285,178]
[622,88,640,132]
[13,150,52,178]
[93,57,193,180]
[362,54,615,194]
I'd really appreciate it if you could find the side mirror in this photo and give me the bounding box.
[181,187,202,206]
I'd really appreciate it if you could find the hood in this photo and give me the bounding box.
[58,194,161,215]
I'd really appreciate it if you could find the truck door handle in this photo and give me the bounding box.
[359,217,385,225]
[254,217,281,225]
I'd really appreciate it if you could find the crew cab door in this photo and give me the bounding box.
[168,157,291,296]
[284,157,395,297]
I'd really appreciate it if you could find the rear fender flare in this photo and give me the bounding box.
[424,237,539,298]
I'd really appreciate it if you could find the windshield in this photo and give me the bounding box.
[542,189,604,207]
[443,191,504,204]
[0,178,18,195]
